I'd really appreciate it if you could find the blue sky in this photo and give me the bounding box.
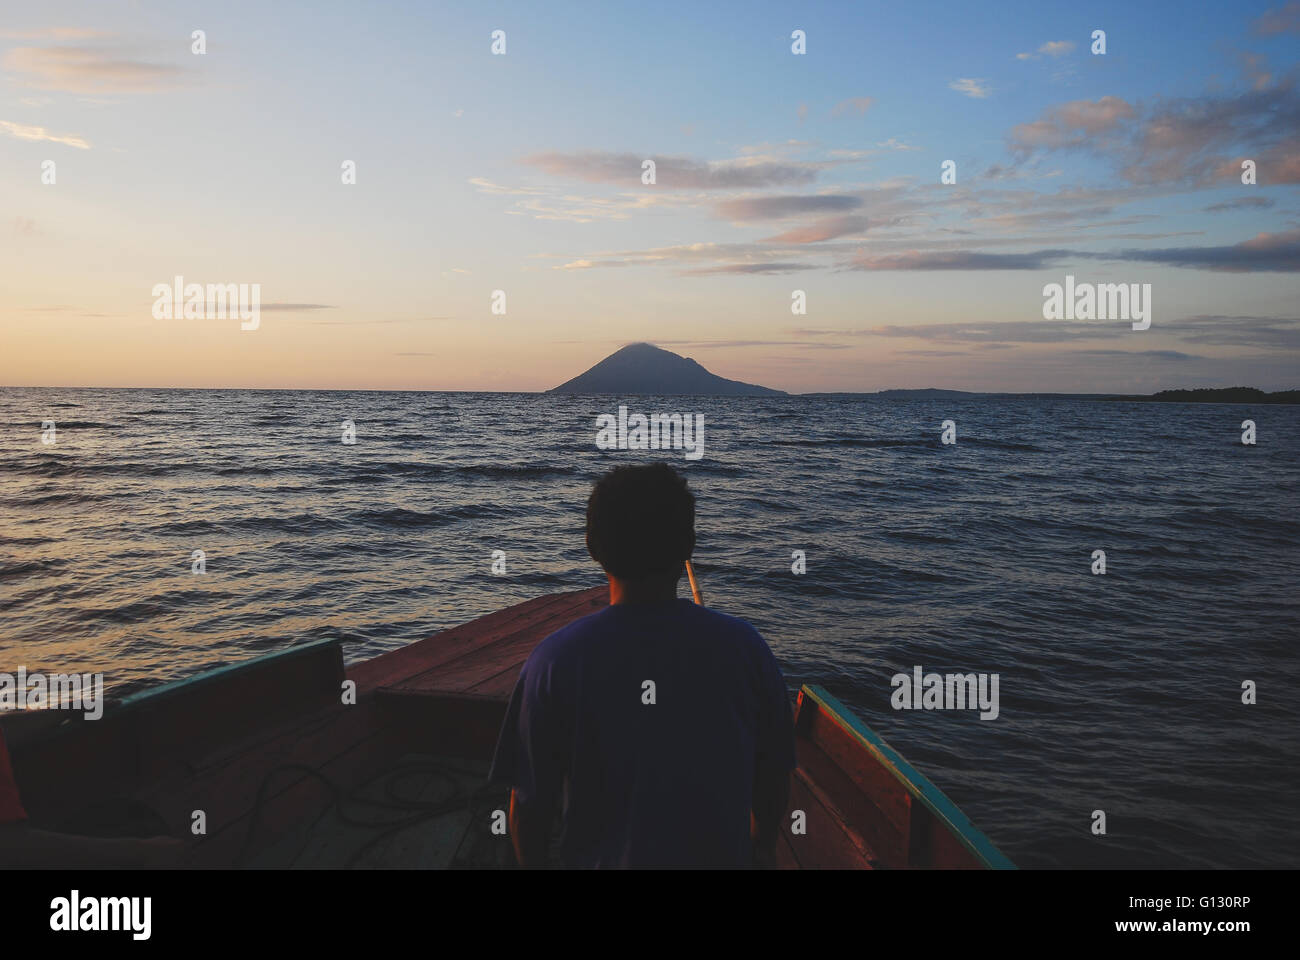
[2,0,1298,392]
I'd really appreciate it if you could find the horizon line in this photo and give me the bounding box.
[2,383,1294,398]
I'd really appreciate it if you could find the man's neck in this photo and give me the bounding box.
[608,573,680,605]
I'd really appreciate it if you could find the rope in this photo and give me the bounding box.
[234,758,509,867]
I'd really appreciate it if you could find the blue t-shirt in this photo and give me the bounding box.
[489,599,797,867]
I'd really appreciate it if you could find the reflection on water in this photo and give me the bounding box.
[1,387,1298,867]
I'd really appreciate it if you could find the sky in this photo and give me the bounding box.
[1,0,1298,393]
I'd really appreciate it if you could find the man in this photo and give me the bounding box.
[490,463,796,867]
[0,723,185,867]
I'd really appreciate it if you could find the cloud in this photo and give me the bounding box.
[683,262,818,275]
[1204,196,1276,212]
[1070,349,1200,360]
[473,175,682,222]
[737,140,812,156]
[4,45,186,94]
[259,303,336,311]
[1016,40,1076,60]
[655,339,848,350]
[307,317,432,326]
[836,231,1300,274]
[0,28,111,40]
[1254,1,1300,34]
[949,78,991,99]
[1239,52,1273,91]
[841,320,1132,344]
[557,258,635,270]
[877,137,922,151]
[972,206,1119,230]
[469,177,544,196]
[520,151,818,189]
[543,241,775,271]
[841,248,1073,271]
[832,97,875,117]
[1118,228,1300,271]
[764,215,871,243]
[511,193,673,223]
[1162,314,1300,349]
[1222,135,1300,184]
[0,119,89,148]
[798,316,1300,353]
[1009,78,1300,186]
[714,194,862,221]
[1009,96,1136,151]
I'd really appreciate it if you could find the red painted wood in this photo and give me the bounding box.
[376,587,606,698]
[795,700,912,866]
[7,640,345,827]
[349,588,604,694]
[785,766,875,868]
[8,585,958,870]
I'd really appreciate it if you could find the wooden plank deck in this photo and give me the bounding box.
[13,585,1007,868]
[351,585,607,699]
[184,586,608,864]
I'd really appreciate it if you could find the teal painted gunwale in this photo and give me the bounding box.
[801,683,1015,870]
[116,639,342,710]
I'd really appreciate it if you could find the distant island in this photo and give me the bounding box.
[549,343,787,396]
[807,386,1299,403]
[1115,387,1300,405]
[546,346,1297,403]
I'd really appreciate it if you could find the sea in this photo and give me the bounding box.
[1,386,1297,868]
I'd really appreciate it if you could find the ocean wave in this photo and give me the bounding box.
[0,558,67,581]
[2,390,1297,870]
[0,534,56,546]
[38,420,120,430]
[1,460,180,478]
[454,464,576,479]
[350,506,480,529]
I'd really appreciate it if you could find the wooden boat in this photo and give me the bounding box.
[3,587,1012,868]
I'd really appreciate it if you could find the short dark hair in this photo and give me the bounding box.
[586,464,695,579]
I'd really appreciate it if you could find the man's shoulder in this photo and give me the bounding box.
[522,606,614,670]
[684,604,770,650]
[525,601,770,668]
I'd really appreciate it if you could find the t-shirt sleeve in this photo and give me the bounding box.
[0,729,28,824]
[488,650,565,811]
[754,637,797,774]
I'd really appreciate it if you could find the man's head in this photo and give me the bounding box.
[586,464,695,584]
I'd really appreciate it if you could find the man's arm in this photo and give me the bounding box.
[751,766,792,867]
[491,648,565,867]
[750,634,797,868]
[508,789,553,867]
